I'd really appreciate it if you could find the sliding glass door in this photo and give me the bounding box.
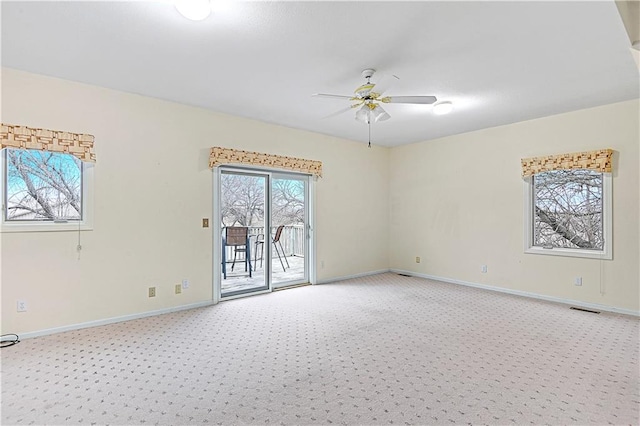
[271,173,309,288]
[217,168,310,299]
[220,170,268,298]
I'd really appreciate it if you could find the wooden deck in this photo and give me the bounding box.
[221,255,306,294]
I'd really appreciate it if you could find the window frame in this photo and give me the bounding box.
[0,149,94,233]
[523,171,612,260]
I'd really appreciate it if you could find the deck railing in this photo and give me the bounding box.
[223,225,305,262]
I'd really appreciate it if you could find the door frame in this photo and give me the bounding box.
[212,165,316,303]
[271,171,311,290]
[219,168,271,299]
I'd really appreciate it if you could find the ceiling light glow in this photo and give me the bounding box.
[175,0,212,21]
[433,101,453,115]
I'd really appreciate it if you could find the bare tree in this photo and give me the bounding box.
[272,178,304,226]
[533,170,602,249]
[220,175,305,228]
[220,174,265,226]
[5,149,81,220]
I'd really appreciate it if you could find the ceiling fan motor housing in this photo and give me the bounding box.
[361,68,376,80]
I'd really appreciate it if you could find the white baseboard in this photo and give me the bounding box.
[18,301,215,340]
[390,269,640,317]
[316,269,390,285]
[15,270,637,340]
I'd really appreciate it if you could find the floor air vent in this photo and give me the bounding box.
[397,273,411,277]
[570,306,601,314]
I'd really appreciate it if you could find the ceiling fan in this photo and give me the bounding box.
[313,68,438,125]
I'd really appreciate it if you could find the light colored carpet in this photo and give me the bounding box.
[2,272,638,425]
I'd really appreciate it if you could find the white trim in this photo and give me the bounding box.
[315,269,390,285]
[217,167,272,299]
[212,168,221,305]
[214,166,315,299]
[308,176,317,285]
[17,301,215,340]
[265,170,273,291]
[523,173,612,260]
[16,271,638,340]
[220,288,273,302]
[390,269,639,317]
[270,172,311,289]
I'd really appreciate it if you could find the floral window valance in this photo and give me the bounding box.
[209,146,322,177]
[0,123,96,162]
[521,149,612,177]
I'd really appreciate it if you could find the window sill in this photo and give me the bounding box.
[525,246,612,260]
[0,221,93,233]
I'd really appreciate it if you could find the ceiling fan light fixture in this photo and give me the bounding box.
[175,0,212,21]
[433,101,453,115]
[371,104,390,122]
[355,104,371,124]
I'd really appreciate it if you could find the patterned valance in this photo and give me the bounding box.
[209,146,322,177]
[521,149,613,177]
[0,123,95,162]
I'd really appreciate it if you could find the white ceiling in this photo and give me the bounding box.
[2,1,638,147]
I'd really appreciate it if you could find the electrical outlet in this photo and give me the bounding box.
[16,300,27,312]
[415,256,421,263]
[182,279,190,289]
[148,287,156,297]
[175,284,182,294]
[574,277,583,286]
[481,265,488,273]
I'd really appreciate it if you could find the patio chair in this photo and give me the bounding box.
[254,225,290,272]
[222,226,252,279]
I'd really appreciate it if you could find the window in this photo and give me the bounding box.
[524,169,611,259]
[1,148,94,232]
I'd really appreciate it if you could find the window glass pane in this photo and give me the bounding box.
[272,178,305,227]
[532,169,603,250]
[4,148,82,221]
[220,172,265,227]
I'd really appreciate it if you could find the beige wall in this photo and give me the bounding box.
[2,68,638,336]
[0,69,390,334]
[389,99,639,312]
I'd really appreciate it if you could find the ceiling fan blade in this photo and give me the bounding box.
[383,95,438,104]
[321,105,355,119]
[313,93,354,100]
[370,73,399,96]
